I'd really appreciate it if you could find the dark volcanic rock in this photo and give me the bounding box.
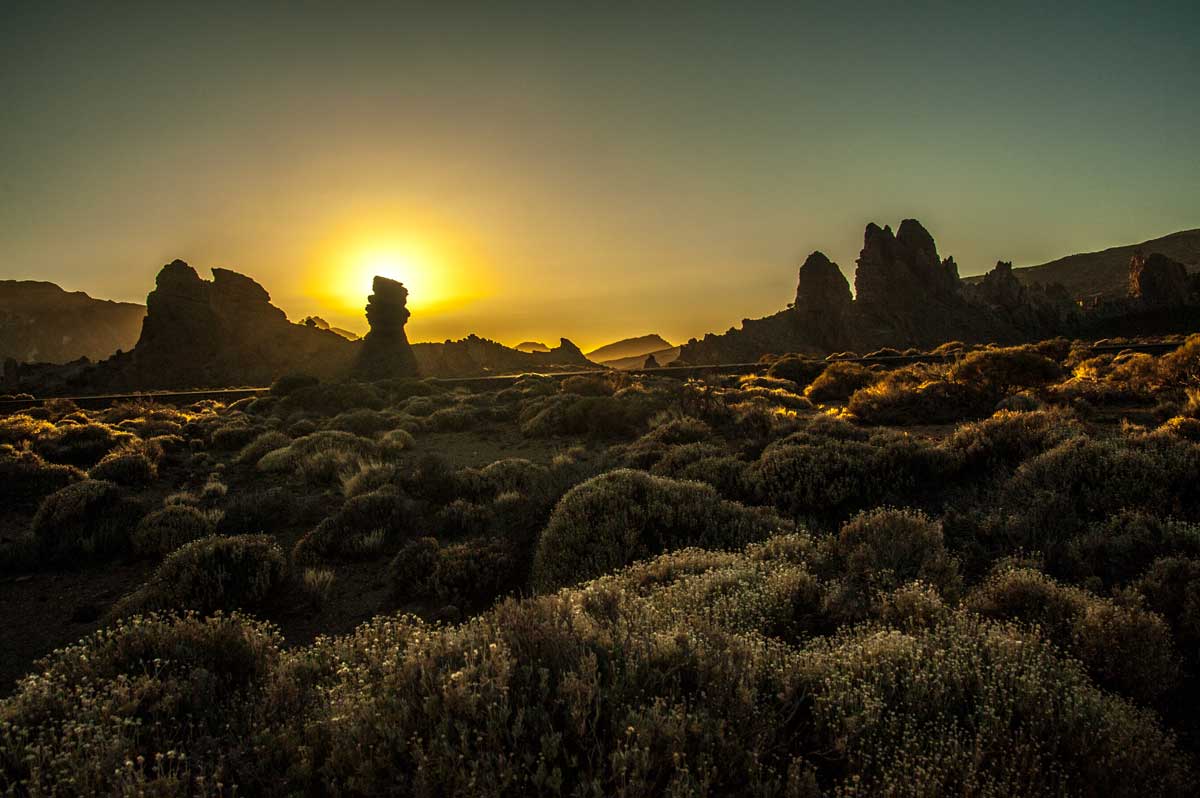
[794,251,851,348]
[412,335,594,378]
[0,280,145,364]
[353,276,419,379]
[1129,252,1190,308]
[976,261,1026,310]
[128,260,352,388]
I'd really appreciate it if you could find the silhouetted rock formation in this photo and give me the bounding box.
[794,251,851,349]
[0,280,145,364]
[642,353,661,369]
[1129,252,1190,308]
[301,316,359,340]
[412,335,594,378]
[353,277,419,379]
[122,260,353,388]
[676,219,1084,365]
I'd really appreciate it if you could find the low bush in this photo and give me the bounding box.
[0,612,281,794]
[848,375,993,425]
[31,480,143,565]
[293,488,416,565]
[966,566,1179,703]
[88,443,157,486]
[942,407,1083,474]
[132,504,217,557]
[0,445,83,509]
[948,346,1063,394]
[113,535,286,617]
[804,361,876,402]
[324,408,395,437]
[559,374,615,396]
[270,372,320,397]
[234,430,292,465]
[390,535,524,612]
[1134,556,1200,663]
[32,422,131,467]
[531,469,791,591]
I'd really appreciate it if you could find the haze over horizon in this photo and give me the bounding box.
[2,1,1198,352]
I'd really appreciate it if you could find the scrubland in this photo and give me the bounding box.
[3,334,1200,795]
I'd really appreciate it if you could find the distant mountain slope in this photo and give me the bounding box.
[515,341,550,352]
[586,334,672,363]
[966,228,1200,301]
[602,346,682,370]
[0,280,145,364]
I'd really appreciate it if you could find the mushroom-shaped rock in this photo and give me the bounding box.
[354,276,419,379]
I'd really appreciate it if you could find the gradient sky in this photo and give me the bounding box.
[2,1,1198,350]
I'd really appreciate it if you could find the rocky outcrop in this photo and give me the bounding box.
[675,219,1085,365]
[0,280,145,364]
[1129,252,1190,308]
[353,277,420,380]
[412,335,594,378]
[126,260,352,388]
[794,251,851,349]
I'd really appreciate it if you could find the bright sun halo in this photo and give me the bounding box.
[345,242,439,312]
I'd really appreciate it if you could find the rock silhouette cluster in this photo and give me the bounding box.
[675,219,1199,365]
[127,260,353,388]
[353,276,420,380]
[412,335,591,378]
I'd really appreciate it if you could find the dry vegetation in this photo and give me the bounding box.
[3,334,1200,795]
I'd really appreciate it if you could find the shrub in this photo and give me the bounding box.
[948,346,1063,394]
[0,445,83,509]
[531,469,791,591]
[1059,512,1200,589]
[942,407,1083,474]
[998,434,1200,555]
[31,480,143,565]
[32,422,131,467]
[293,488,416,565]
[0,414,56,446]
[804,361,876,402]
[560,374,615,396]
[767,356,828,387]
[324,408,395,437]
[966,566,1179,703]
[848,375,993,425]
[270,372,320,397]
[390,536,524,611]
[215,486,299,536]
[0,612,281,794]
[235,430,292,465]
[132,504,217,557]
[1134,556,1200,662]
[301,567,336,606]
[113,535,286,617]
[209,421,264,451]
[88,444,157,486]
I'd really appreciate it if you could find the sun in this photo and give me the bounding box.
[341,241,444,313]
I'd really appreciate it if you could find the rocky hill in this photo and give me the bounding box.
[674,219,1200,365]
[964,228,1200,301]
[413,336,594,378]
[585,334,672,364]
[514,341,550,353]
[0,281,145,364]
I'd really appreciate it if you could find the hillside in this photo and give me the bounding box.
[0,281,145,364]
[586,333,672,363]
[967,228,1200,301]
[601,346,682,370]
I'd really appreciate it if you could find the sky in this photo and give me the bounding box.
[2,1,1198,351]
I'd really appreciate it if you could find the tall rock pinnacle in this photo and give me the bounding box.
[353,275,420,379]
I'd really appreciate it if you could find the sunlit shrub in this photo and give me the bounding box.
[234,429,292,465]
[947,346,1063,394]
[32,422,131,467]
[942,407,1083,474]
[0,414,56,446]
[848,374,992,425]
[532,469,791,591]
[113,535,286,617]
[560,374,615,396]
[88,443,157,486]
[804,361,876,402]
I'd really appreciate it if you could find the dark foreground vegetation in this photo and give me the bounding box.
[4,334,1200,795]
